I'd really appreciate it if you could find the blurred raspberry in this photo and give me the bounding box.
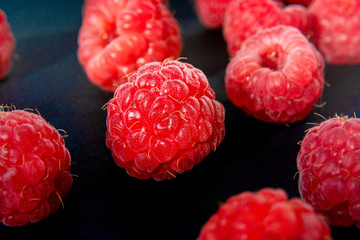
[194,0,232,29]
[77,0,182,91]
[0,108,72,226]
[223,0,312,56]
[106,59,225,181]
[225,25,324,123]
[197,188,333,240]
[309,0,360,64]
[297,115,360,227]
[0,9,15,80]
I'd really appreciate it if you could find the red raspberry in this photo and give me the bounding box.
[309,0,360,64]
[197,188,333,240]
[225,25,324,123]
[77,0,182,92]
[223,0,312,56]
[297,115,360,228]
[0,9,15,80]
[106,59,225,181]
[0,109,72,226]
[194,0,232,29]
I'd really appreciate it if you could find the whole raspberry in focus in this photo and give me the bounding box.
[197,188,332,240]
[223,0,312,56]
[77,0,182,92]
[194,0,232,29]
[297,115,360,227]
[225,25,324,123]
[309,0,360,64]
[0,108,73,226]
[0,9,15,80]
[106,59,225,181]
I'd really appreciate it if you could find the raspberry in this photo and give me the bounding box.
[0,9,15,80]
[309,0,360,64]
[77,0,182,92]
[106,59,225,181]
[223,0,312,56]
[194,0,232,29]
[225,25,324,123]
[297,115,360,228]
[197,188,332,240]
[0,109,72,226]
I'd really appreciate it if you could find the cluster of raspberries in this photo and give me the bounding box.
[195,0,360,124]
[1,0,360,239]
[0,8,73,226]
[195,0,360,65]
[193,0,360,238]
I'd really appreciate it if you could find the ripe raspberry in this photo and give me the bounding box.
[297,115,360,228]
[225,25,324,123]
[106,59,225,181]
[194,0,232,29]
[197,188,332,240]
[77,0,182,92]
[0,109,72,226]
[223,0,312,56]
[309,0,360,64]
[0,9,15,80]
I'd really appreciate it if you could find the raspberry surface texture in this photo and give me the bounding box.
[223,0,312,56]
[0,109,72,226]
[197,188,332,240]
[309,0,360,64]
[106,59,225,181]
[194,0,232,29]
[77,0,182,91]
[297,115,360,228]
[0,9,15,80]
[225,25,324,123]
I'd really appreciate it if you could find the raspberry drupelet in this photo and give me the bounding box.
[197,188,333,240]
[297,115,360,228]
[77,0,182,91]
[225,25,324,124]
[0,108,73,226]
[106,59,225,181]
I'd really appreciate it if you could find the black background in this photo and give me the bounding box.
[1,0,360,239]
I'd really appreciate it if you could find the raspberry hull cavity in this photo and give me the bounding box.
[0,109,72,226]
[77,0,182,91]
[197,188,332,240]
[225,25,324,124]
[106,59,225,181]
[297,115,360,228]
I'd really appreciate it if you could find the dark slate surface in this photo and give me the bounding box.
[1,0,360,239]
